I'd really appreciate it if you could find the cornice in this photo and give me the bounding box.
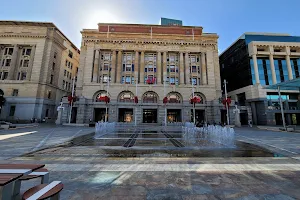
[0,33,47,38]
[83,38,217,47]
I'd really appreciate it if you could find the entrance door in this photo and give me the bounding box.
[167,109,181,122]
[191,110,205,125]
[94,108,107,122]
[143,109,157,123]
[71,107,77,123]
[119,108,133,122]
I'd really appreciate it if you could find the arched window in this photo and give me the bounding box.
[142,91,158,103]
[167,92,182,103]
[190,92,206,104]
[94,90,110,102]
[118,91,135,103]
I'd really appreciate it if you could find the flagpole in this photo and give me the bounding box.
[105,75,109,122]
[135,75,138,126]
[68,76,76,124]
[190,60,196,125]
[164,75,167,126]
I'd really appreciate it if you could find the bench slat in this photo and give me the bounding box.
[0,169,32,174]
[26,181,61,200]
[28,172,48,176]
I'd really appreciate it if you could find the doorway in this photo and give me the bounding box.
[191,109,205,124]
[94,108,107,122]
[167,109,181,122]
[71,107,77,123]
[119,108,133,122]
[143,109,157,123]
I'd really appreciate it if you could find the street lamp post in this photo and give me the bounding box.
[68,76,76,124]
[224,79,230,125]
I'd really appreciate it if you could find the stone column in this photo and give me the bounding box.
[111,50,117,83]
[139,51,145,84]
[185,52,189,85]
[26,45,36,81]
[269,54,277,84]
[285,55,293,80]
[92,50,100,82]
[251,54,260,84]
[116,50,122,83]
[8,45,19,80]
[134,51,139,83]
[162,51,167,83]
[201,52,207,85]
[179,52,184,85]
[156,51,161,84]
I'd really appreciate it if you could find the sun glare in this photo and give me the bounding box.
[85,10,120,28]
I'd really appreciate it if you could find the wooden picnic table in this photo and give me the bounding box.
[0,164,45,200]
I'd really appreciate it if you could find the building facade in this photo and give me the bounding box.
[62,23,232,125]
[0,21,80,122]
[220,33,300,125]
[160,18,183,26]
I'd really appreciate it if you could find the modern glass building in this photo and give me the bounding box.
[220,33,300,126]
[160,18,182,26]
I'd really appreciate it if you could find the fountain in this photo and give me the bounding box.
[95,122,116,139]
[182,124,235,148]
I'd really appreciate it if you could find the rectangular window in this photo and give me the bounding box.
[192,66,197,73]
[5,48,14,55]
[170,77,175,85]
[52,62,55,70]
[169,65,175,72]
[148,65,153,72]
[169,56,175,62]
[63,80,65,89]
[5,59,11,66]
[126,64,131,72]
[192,78,197,85]
[54,52,57,59]
[68,50,73,58]
[65,60,68,66]
[121,76,125,84]
[2,72,8,80]
[104,63,109,70]
[12,89,18,96]
[9,106,15,116]
[50,75,54,84]
[23,60,29,67]
[125,76,131,84]
[21,72,27,80]
[47,91,51,99]
[64,70,66,76]
[190,56,196,63]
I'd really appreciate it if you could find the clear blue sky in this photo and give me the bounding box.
[2,0,300,53]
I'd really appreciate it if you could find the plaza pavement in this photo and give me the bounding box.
[0,124,94,160]
[1,125,300,199]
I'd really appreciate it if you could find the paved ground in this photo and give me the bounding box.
[0,124,94,160]
[1,125,300,199]
[235,127,300,158]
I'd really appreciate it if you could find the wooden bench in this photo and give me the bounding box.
[0,164,45,200]
[22,181,63,200]
[19,168,49,184]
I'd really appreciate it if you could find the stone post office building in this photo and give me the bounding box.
[65,23,229,124]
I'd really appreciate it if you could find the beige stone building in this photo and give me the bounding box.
[65,23,226,124]
[0,21,80,122]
